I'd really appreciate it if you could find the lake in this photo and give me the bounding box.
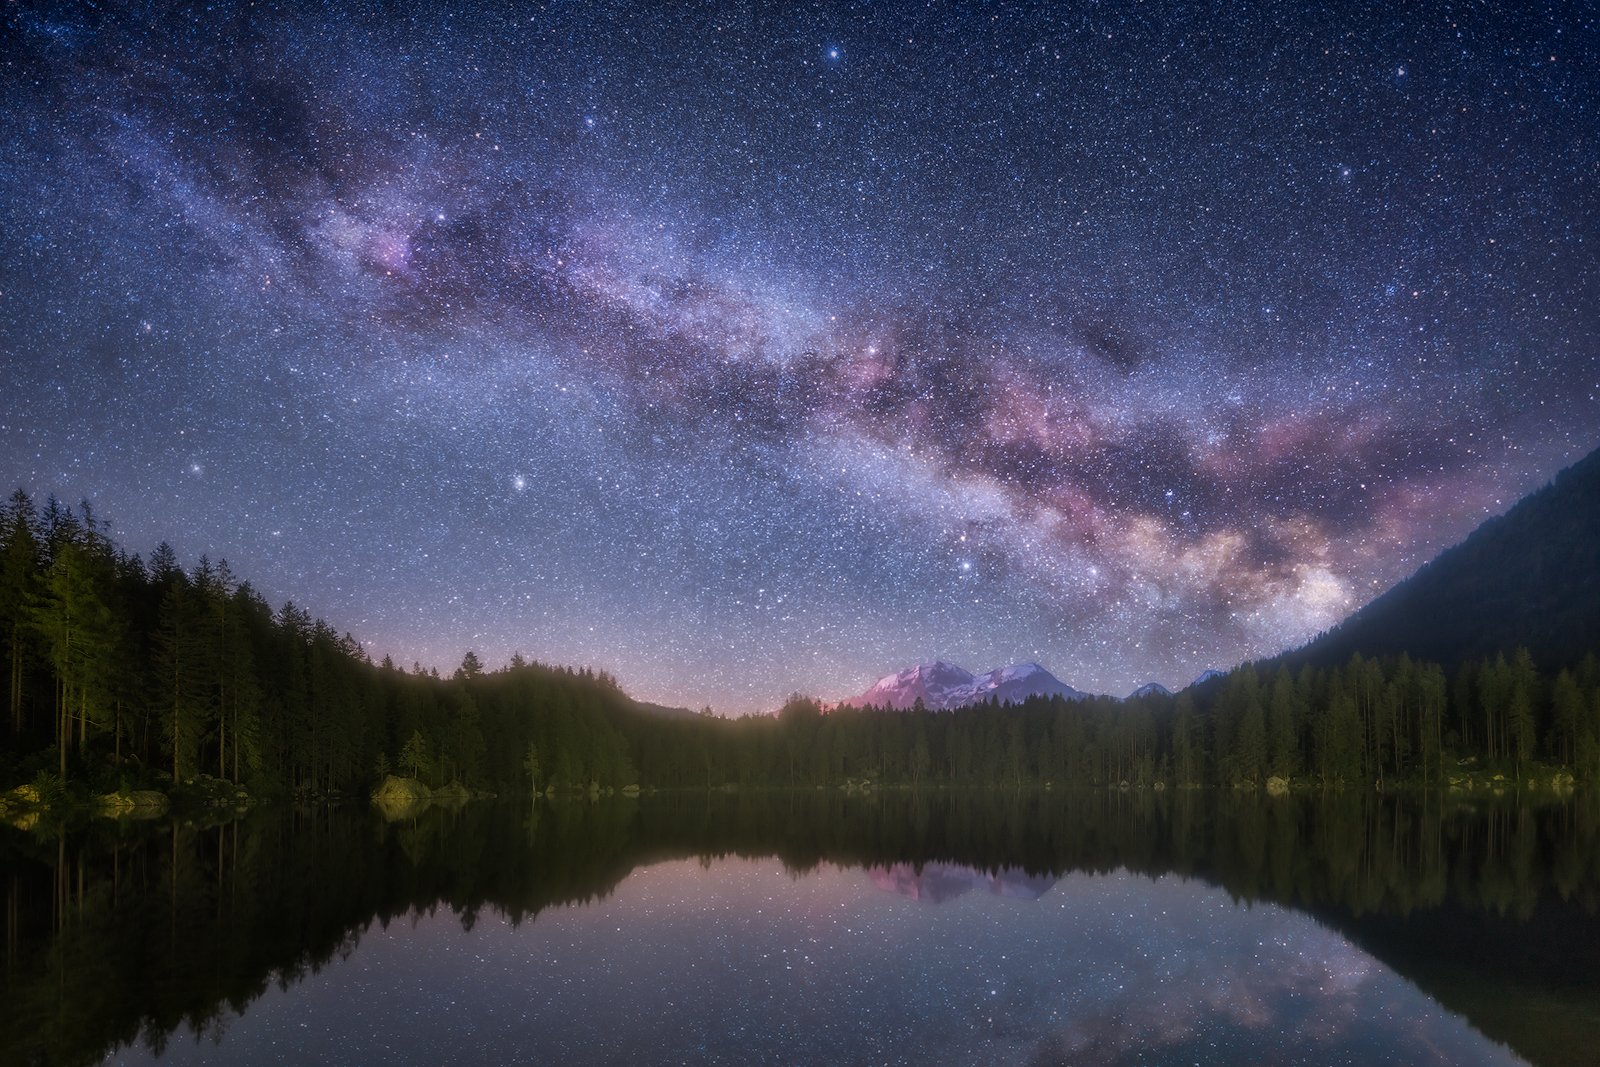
[4,791,1600,1065]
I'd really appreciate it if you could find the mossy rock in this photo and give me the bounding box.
[372,775,431,802]
[5,784,43,808]
[371,775,434,820]
[97,790,171,819]
[1265,776,1290,797]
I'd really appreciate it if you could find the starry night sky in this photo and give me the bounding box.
[2,2,1596,711]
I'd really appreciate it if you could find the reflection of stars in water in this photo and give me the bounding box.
[121,858,1523,1066]
[2,3,1595,711]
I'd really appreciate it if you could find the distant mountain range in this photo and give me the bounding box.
[842,660,1090,711]
[1287,444,1600,670]
[837,661,1236,711]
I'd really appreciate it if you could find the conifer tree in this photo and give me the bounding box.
[154,574,209,780]
[0,490,41,739]
[30,538,118,774]
[1268,667,1302,779]
[400,729,431,781]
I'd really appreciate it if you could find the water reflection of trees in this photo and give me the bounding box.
[5,790,1600,1065]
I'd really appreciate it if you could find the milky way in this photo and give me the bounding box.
[1,2,1596,710]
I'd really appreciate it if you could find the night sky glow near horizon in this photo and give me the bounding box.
[2,2,1597,713]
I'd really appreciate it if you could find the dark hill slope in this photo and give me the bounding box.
[1288,444,1600,669]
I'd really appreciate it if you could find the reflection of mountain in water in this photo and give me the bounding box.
[870,862,1057,903]
[5,790,1600,1066]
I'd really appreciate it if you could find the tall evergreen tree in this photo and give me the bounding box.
[1267,667,1303,779]
[153,574,211,780]
[29,539,118,775]
[0,490,41,740]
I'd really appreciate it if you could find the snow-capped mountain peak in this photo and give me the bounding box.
[846,659,1090,710]
[852,660,977,710]
[1188,669,1226,688]
[980,662,1048,685]
[1126,682,1173,700]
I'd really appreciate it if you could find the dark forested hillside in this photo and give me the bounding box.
[1288,444,1600,670]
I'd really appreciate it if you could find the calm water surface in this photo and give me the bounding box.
[5,792,1600,1065]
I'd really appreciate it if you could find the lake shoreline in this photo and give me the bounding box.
[1,765,1588,834]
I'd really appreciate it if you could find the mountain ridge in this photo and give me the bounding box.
[843,659,1090,711]
[1284,444,1600,670]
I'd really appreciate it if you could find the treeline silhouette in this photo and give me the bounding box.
[4,489,1600,796]
[6,791,1600,1066]
[0,491,639,796]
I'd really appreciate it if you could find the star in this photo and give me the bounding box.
[0,0,1591,711]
